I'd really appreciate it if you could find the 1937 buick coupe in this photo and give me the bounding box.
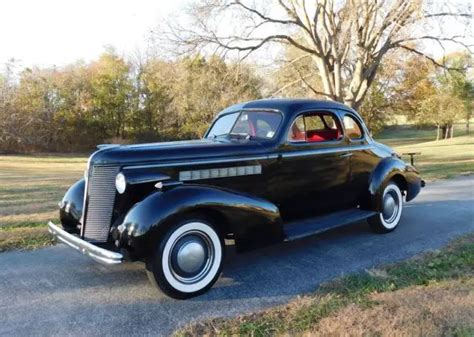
[48,99,424,299]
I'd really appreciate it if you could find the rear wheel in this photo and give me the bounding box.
[368,182,403,233]
[146,216,224,299]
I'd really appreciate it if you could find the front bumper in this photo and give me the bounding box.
[48,222,123,265]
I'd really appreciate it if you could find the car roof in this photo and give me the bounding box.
[218,98,358,118]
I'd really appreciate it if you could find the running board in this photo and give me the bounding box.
[283,208,377,241]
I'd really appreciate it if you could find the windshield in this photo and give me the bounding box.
[206,110,282,140]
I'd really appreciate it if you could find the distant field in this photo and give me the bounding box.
[375,123,474,181]
[394,136,474,181]
[0,155,86,227]
[375,122,473,147]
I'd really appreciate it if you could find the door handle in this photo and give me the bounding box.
[339,152,353,158]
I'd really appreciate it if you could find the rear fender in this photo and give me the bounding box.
[368,157,422,211]
[119,185,283,257]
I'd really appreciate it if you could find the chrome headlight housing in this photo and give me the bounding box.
[115,172,127,194]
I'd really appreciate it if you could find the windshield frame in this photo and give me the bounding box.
[204,108,284,141]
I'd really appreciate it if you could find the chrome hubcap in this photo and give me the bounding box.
[176,239,206,274]
[382,191,399,223]
[169,231,214,284]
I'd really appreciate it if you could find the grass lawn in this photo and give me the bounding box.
[0,155,86,251]
[394,136,474,181]
[179,234,474,336]
[374,123,473,181]
[375,122,472,147]
[375,124,440,147]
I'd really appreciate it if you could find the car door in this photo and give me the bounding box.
[339,112,377,206]
[268,110,351,221]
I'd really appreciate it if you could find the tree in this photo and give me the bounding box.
[131,58,175,141]
[271,46,325,98]
[358,79,393,134]
[392,52,437,118]
[12,67,62,151]
[161,0,471,110]
[272,44,406,133]
[396,52,472,140]
[89,51,133,139]
[417,92,464,140]
[130,55,263,141]
[0,60,19,152]
[170,56,263,139]
[438,52,473,135]
[53,62,105,150]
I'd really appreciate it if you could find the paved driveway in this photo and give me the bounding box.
[0,176,473,336]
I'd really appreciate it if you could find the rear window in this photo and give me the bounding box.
[342,115,363,140]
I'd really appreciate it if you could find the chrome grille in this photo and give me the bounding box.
[83,165,119,242]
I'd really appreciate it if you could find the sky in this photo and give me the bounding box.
[0,0,471,70]
[0,0,183,68]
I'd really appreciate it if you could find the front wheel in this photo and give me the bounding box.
[146,216,224,299]
[368,182,403,233]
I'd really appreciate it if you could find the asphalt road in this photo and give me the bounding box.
[1,176,473,336]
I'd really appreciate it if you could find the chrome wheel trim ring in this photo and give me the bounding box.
[379,184,403,229]
[162,222,222,293]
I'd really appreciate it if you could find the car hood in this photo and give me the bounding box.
[90,138,271,166]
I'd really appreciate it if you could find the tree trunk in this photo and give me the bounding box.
[451,124,454,138]
[436,124,440,141]
[444,125,449,139]
[441,125,447,139]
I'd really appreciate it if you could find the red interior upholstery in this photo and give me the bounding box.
[290,120,341,142]
[306,129,340,142]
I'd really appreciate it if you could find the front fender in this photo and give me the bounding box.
[59,178,85,233]
[119,185,283,257]
[368,157,422,211]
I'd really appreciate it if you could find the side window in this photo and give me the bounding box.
[322,115,339,129]
[232,113,252,135]
[254,112,282,138]
[342,115,363,140]
[289,115,306,141]
[288,112,343,142]
[304,115,325,131]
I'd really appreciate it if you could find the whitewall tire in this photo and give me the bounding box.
[147,216,224,299]
[368,182,403,233]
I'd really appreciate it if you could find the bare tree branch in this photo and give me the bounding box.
[397,44,466,71]
[159,0,472,109]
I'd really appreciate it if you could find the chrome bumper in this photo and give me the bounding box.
[48,221,123,265]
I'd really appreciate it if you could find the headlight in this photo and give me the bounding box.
[115,173,127,194]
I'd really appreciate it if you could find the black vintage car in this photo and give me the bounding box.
[48,99,424,298]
